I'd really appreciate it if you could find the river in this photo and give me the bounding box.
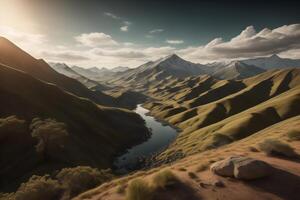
[114,104,179,172]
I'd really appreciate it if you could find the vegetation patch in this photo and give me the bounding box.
[126,179,153,200]
[152,169,178,189]
[287,130,300,141]
[258,139,297,158]
[14,175,63,200]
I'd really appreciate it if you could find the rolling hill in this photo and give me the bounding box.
[0,62,150,191]
[0,37,115,107]
[143,69,300,161]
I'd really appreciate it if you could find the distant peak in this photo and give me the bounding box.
[166,54,180,59]
[270,54,281,59]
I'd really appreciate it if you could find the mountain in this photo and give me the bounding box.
[75,69,300,200]
[242,54,300,70]
[0,37,116,106]
[143,68,300,161]
[111,66,130,72]
[110,54,266,91]
[210,60,266,79]
[49,62,109,90]
[72,66,115,81]
[0,62,150,191]
[110,54,209,90]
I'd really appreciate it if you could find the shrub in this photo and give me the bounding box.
[188,172,198,179]
[56,166,113,198]
[30,118,69,160]
[152,169,177,189]
[14,175,63,200]
[126,179,153,200]
[258,139,297,158]
[287,130,300,141]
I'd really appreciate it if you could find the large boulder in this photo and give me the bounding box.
[210,156,237,177]
[210,156,273,180]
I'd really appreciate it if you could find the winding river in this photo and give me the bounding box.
[114,104,179,172]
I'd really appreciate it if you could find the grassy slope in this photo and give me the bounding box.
[142,69,300,161]
[75,116,300,200]
[0,63,149,191]
[0,37,117,107]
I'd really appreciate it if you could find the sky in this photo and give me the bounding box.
[0,0,300,68]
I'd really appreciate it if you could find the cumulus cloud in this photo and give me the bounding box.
[166,39,184,44]
[179,24,300,63]
[149,29,164,34]
[74,32,118,47]
[120,26,129,32]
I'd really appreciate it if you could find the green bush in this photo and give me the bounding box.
[258,139,297,157]
[287,130,300,141]
[56,166,113,198]
[126,179,153,200]
[152,169,177,189]
[14,175,63,200]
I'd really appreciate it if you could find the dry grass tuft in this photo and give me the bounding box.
[258,139,297,158]
[126,179,153,200]
[152,169,178,189]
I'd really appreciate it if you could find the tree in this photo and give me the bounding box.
[30,118,69,160]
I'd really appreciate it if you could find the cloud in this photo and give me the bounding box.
[166,39,184,44]
[104,12,132,32]
[91,48,145,58]
[145,35,153,38]
[103,12,121,20]
[149,29,164,34]
[40,50,90,61]
[120,26,129,32]
[74,32,118,47]
[0,26,46,46]
[178,24,300,63]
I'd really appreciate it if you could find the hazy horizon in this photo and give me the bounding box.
[1,0,300,68]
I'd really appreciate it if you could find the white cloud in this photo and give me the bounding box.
[104,12,132,32]
[103,12,121,20]
[178,24,300,63]
[166,39,184,44]
[149,29,164,34]
[40,50,90,61]
[120,26,129,32]
[74,32,118,47]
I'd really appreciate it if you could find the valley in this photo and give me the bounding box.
[0,5,300,199]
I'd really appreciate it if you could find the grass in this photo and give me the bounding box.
[126,179,153,200]
[258,139,297,158]
[152,169,178,189]
[287,130,300,141]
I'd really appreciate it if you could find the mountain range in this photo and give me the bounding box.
[1,36,300,200]
[0,37,150,191]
